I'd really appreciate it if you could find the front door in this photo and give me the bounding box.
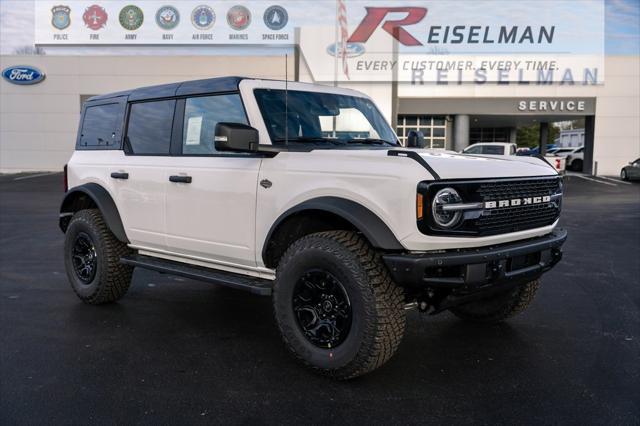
[164,93,261,270]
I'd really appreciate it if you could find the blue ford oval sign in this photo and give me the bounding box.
[2,65,46,85]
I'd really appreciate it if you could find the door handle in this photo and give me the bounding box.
[110,172,129,180]
[169,175,192,184]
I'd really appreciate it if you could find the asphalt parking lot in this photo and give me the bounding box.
[1,173,638,425]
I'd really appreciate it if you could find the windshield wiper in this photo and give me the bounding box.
[346,138,397,146]
[273,137,346,145]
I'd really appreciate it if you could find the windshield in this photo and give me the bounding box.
[254,89,398,147]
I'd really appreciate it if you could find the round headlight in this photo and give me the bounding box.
[432,187,463,228]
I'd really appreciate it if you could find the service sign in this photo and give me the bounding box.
[2,66,46,85]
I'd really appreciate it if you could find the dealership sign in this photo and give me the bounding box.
[1,66,46,85]
[33,1,604,84]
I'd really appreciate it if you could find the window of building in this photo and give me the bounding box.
[396,115,447,148]
[79,103,121,148]
[470,127,510,143]
[126,100,175,155]
[182,94,248,155]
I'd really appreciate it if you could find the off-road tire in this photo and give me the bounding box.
[273,231,406,380]
[64,209,133,304]
[450,280,540,324]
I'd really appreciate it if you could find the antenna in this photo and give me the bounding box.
[285,53,288,146]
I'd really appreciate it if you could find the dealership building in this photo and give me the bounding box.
[1,2,638,176]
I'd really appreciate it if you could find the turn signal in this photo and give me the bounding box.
[416,193,424,220]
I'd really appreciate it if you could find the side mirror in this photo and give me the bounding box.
[406,130,426,148]
[215,122,259,153]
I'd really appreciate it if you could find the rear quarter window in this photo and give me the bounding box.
[78,103,123,149]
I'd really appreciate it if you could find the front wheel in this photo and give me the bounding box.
[273,231,406,380]
[621,169,628,181]
[450,280,540,324]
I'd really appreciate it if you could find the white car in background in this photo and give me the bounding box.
[565,147,585,171]
[462,142,517,156]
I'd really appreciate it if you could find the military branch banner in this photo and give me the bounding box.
[34,0,604,84]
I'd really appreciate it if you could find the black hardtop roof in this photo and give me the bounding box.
[87,76,248,103]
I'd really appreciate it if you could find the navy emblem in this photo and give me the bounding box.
[51,5,71,30]
[119,5,144,31]
[2,66,46,85]
[156,5,180,30]
[191,5,215,30]
[263,5,287,31]
[227,5,251,31]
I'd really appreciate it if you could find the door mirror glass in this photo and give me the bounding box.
[214,122,259,153]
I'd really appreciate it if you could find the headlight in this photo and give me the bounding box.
[431,187,463,228]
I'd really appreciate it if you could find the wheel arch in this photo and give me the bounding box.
[59,183,129,243]
[262,197,404,269]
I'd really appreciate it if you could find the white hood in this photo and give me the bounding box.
[413,150,558,180]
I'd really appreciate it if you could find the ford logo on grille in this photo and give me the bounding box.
[2,65,46,85]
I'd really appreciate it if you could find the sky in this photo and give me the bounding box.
[0,0,638,55]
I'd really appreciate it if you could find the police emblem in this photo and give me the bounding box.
[51,5,71,30]
[191,5,215,30]
[119,5,144,31]
[263,5,288,31]
[156,6,180,30]
[83,5,108,31]
[227,5,251,31]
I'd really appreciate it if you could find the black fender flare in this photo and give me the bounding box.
[263,196,404,261]
[59,183,129,243]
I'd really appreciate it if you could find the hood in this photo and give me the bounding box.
[411,150,557,180]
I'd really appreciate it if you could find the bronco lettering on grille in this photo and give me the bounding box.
[484,195,551,209]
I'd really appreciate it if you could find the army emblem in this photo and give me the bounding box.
[51,5,71,30]
[191,5,215,30]
[119,5,144,31]
[227,5,251,31]
[263,5,288,31]
[156,6,180,30]
[83,5,108,31]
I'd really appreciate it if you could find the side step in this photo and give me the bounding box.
[120,254,273,296]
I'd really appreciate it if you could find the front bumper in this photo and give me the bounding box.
[382,228,567,291]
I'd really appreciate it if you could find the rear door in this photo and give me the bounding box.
[164,93,261,270]
[111,99,177,252]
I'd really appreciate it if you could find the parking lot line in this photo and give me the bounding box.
[571,174,618,187]
[596,175,633,185]
[13,172,58,181]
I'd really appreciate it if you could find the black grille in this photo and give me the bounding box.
[473,178,561,235]
[418,176,562,236]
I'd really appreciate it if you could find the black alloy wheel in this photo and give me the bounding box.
[292,270,352,349]
[71,232,97,283]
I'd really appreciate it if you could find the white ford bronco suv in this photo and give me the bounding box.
[60,77,566,379]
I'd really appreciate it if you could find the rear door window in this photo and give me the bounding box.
[479,145,504,155]
[126,100,176,155]
[79,103,121,148]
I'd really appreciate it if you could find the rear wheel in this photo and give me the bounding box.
[64,209,133,304]
[450,280,540,324]
[273,231,406,380]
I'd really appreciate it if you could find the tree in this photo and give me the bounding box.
[516,123,560,148]
[13,46,46,55]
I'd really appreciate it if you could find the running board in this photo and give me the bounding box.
[120,254,272,296]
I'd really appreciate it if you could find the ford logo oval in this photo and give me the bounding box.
[2,65,46,85]
[326,42,366,58]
